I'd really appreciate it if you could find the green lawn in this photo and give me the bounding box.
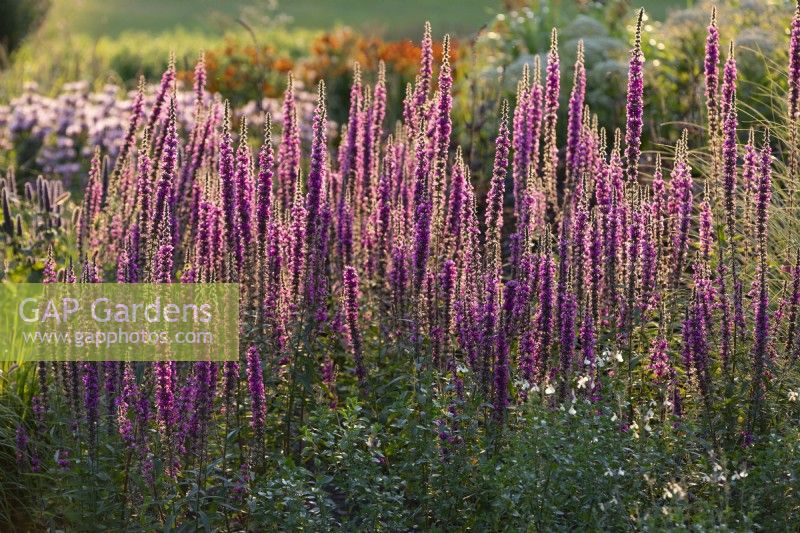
[41,0,692,42]
[43,0,500,40]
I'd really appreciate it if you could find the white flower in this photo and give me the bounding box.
[568,405,577,416]
[732,469,749,481]
[789,390,798,402]
[663,482,686,500]
[615,351,624,363]
[577,375,590,389]
[545,384,555,395]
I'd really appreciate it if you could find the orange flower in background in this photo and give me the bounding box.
[178,28,456,117]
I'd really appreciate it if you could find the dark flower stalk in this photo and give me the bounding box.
[721,42,738,237]
[246,345,267,458]
[699,194,713,262]
[755,132,771,249]
[493,281,514,424]
[557,283,577,400]
[789,1,800,181]
[83,362,99,460]
[343,265,366,388]
[536,236,555,381]
[704,7,720,139]
[322,356,338,409]
[117,364,136,448]
[789,1,800,124]
[193,52,206,108]
[588,213,603,323]
[439,259,457,370]
[580,304,598,400]
[749,132,772,434]
[786,247,800,360]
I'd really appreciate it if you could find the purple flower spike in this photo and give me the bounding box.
[704,7,720,137]
[789,2,800,124]
[343,265,366,388]
[246,345,267,445]
[624,10,645,183]
[567,40,586,179]
[485,100,511,272]
[721,42,738,236]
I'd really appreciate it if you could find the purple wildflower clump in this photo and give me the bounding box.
[8,11,800,526]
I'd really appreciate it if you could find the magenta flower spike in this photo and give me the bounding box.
[218,102,241,268]
[256,114,275,247]
[624,10,645,183]
[145,55,175,136]
[485,100,510,272]
[152,97,179,243]
[413,21,434,115]
[235,118,254,258]
[306,81,328,248]
[670,132,693,287]
[340,65,362,191]
[278,73,301,211]
[567,41,586,180]
[512,64,531,213]
[699,194,713,262]
[412,123,432,290]
[371,61,387,153]
[527,55,544,174]
[543,29,560,197]
[434,35,453,174]
[648,336,670,381]
[117,76,145,169]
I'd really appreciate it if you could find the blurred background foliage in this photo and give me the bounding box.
[3,0,799,187]
[0,0,50,63]
[5,0,794,141]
